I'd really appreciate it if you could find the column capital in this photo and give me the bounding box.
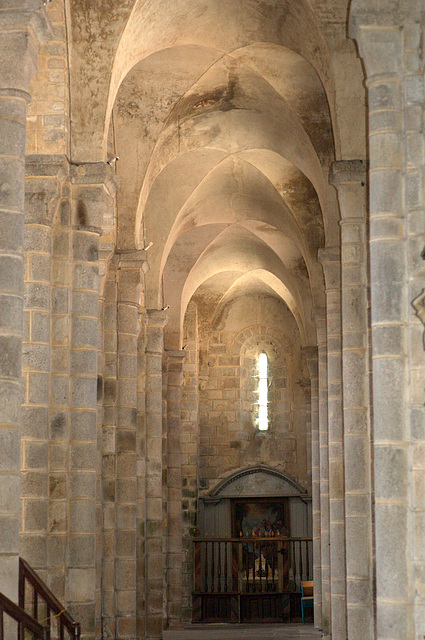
[318,247,341,291]
[166,349,187,363]
[144,308,168,329]
[118,249,148,271]
[0,4,52,94]
[330,160,366,187]
[69,161,117,195]
[70,162,116,234]
[349,0,421,41]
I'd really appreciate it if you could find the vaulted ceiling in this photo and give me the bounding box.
[68,0,365,349]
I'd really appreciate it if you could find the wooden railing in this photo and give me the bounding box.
[192,536,313,622]
[0,591,48,640]
[19,559,80,640]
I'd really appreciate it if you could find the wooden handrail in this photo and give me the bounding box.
[0,592,48,640]
[19,558,80,640]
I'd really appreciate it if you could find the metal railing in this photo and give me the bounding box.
[193,536,313,595]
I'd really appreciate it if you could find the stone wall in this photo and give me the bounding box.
[197,297,310,494]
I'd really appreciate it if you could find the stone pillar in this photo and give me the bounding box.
[315,309,331,636]
[0,1,51,599]
[21,155,66,587]
[144,309,167,639]
[48,162,71,601]
[318,248,347,640]
[350,11,413,639]
[115,250,145,640]
[101,257,118,640]
[165,350,186,629]
[331,160,373,640]
[68,163,114,637]
[304,347,322,628]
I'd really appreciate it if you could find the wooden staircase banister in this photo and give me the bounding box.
[19,558,80,640]
[0,591,49,640]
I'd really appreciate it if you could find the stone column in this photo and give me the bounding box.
[350,12,412,640]
[303,347,322,629]
[315,309,331,636]
[318,248,347,640]
[331,160,373,640]
[0,1,50,599]
[115,250,145,640]
[165,350,186,629]
[21,155,66,587]
[144,309,167,639]
[48,165,71,601]
[68,163,114,637]
[101,258,118,640]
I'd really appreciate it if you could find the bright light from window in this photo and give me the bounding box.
[258,353,268,431]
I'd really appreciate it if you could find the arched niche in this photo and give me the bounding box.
[208,465,308,499]
[198,465,311,539]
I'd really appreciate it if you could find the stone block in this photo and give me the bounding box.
[24,282,50,311]
[375,503,408,599]
[0,294,22,332]
[49,442,67,471]
[72,290,98,317]
[375,445,408,500]
[117,378,137,406]
[117,429,136,453]
[24,225,51,254]
[116,479,137,503]
[0,428,20,470]
[72,231,98,262]
[70,472,96,499]
[28,371,49,405]
[19,534,47,568]
[47,535,66,568]
[48,472,66,500]
[52,287,69,318]
[70,443,97,471]
[0,334,21,378]
[115,560,136,590]
[53,231,70,257]
[117,406,137,428]
[68,536,95,567]
[71,349,97,375]
[29,253,51,283]
[32,310,50,342]
[22,343,50,372]
[72,317,98,349]
[116,530,136,557]
[73,263,98,291]
[71,377,97,409]
[0,212,24,254]
[68,567,96,602]
[70,500,96,533]
[369,81,401,113]
[24,440,48,471]
[373,358,407,441]
[117,453,136,478]
[23,498,47,532]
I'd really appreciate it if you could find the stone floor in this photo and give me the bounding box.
[164,623,322,639]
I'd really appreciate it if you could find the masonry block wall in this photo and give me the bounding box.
[197,295,310,494]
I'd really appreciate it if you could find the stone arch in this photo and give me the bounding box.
[209,464,308,498]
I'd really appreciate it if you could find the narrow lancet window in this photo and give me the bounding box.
[258,352,268,431]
